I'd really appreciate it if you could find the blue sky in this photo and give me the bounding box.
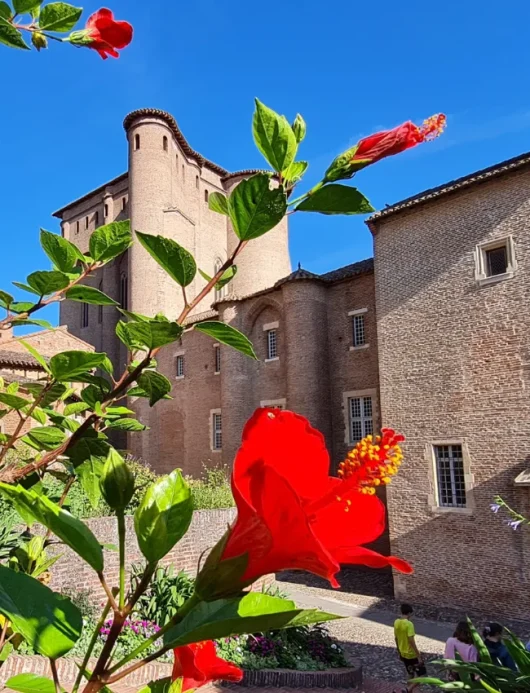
[2,0,530,328]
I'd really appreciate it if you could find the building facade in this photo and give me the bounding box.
[368,152,530,617]
[53,108,530,615]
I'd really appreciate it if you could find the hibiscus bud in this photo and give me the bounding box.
[100,448,135,511]
[67,29,93,46]
[291,114,306,144]
[31,32,48,51]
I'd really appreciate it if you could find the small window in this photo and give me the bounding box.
[176,355,184,378]
[98,281,103,324]
[163,136,168,151]
[176,154,178,170]
[104,203,109,217]
[76,220,80,234]
[120,273,128,311]
[434,444,466,508]
[182,165,185,181]
[212,412,222,450]
[85,216,89,230]
[134,134,140,150]
[266,329,278,360]
[214,345,221,374]
[352,314,366,347]
[81,302,89,328]
[204,189,209,203]
[348,395,373,443]
[122,197,127,212]
[94,210,99,227]
[475,237,516,284]
[195,175,199,189]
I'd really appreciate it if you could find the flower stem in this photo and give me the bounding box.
[117,510,126,611]
[50,659,60,693]
[287,180,324,207]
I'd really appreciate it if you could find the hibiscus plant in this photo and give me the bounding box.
[0,18,446,693]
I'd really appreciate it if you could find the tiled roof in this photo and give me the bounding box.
[221,169,273,183]
[366,150,530,228]
[0,370,44,385]
[320,258,374,282]
[53,172,128,218]
[123,109,229,177]
[183,309,219,326]
[0,350,44,368]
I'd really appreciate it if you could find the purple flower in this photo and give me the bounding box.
[507,519,523,530]
[490,503,501,514]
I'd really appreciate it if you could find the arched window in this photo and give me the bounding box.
[122,197,127,211]
[176,154,178,171]
[94,210,99,227]
[195,175,199,189]
[104,203,109,217]
[81,302,89,328]
[76,220,80,234]
[182,165,185,181]
[85,216,89,230]
[98,280,103,324]
[134,134,140,150]
[204,189,209,203]
[120,273,128,311]
[163,136,168,151]
[214,259,226,302]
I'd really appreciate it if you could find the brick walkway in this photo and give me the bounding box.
[111,681,396,693]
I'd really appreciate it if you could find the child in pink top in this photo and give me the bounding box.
[444,622,478,680]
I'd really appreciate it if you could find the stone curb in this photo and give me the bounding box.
[223,666,363,688]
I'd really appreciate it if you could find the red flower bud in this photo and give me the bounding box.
[78,7,133,59]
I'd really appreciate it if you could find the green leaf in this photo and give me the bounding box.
[253,98,297,172]
[139,680,181,693]
[199,266,237,291]
[134,470,193,564]
[40,382,67,408]
[25,406,47,425]
[5,673,56,693]
[100,355,114,375]
[282,161,308,184]
[13,0,42,13]
[19,339,50,373]
[67,433,110,469]
[76,456,105,509]
[0,289,14,306]
[0,17,30,48]
[0,565,82,658]
[12,282,41,296]
[0,642,13,662]
[107,417,147,431]
[136,232,196,287]
[39,1,81,30]
[10,319,54,329]
[0,2,12,19]
[40,229,84,272]
[195,321,256,359]
[163,593,341,648]
[8,301,36,314]
[49,350,107,381]
[116,320,183,352]
[22,426,66,451]
[27,270,69,296]
[0,484,104,572]
[137,370,172,407]
[0,392,30,410]
[468,618,492,664]
[89,221,132,262]
[66,285,118,306]
[295,184,375,215]
[208,192,229,216]
[64,401,90,417]
[228,173,287,241]
[291,113,306,144]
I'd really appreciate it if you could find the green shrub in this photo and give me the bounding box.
[188,466,234,510]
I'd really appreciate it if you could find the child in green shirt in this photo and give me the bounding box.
[394,604,426,692]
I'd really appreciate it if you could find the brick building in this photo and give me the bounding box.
[53,108,530,614]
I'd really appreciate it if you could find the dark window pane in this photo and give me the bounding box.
[486,246,507,276]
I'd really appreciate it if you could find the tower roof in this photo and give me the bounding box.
[123,108,229,177]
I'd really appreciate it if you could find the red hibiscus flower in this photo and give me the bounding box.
[197,409,412,599]
[172,641,243,690]
[84,8,133,59]
[325,114,446,181]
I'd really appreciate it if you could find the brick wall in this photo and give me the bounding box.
[47,508,236,598]
[373,168,530,618]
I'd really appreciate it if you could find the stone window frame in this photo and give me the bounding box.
[260,398,286,410]
[210,408,222,453]
[263,321,279,362]
[474,235,517,286]
[213,343,221,375]
[348,308,369,351]
[342,388,378,445]
[426,439,475,515]
[175,351,185,380]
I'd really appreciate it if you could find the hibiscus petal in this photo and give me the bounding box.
[332,544,413,574]
[86,7,113,30]
[99,19,133,49]
[234,408,331,504]
[311,483,387,550]
[238,462,340,585]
